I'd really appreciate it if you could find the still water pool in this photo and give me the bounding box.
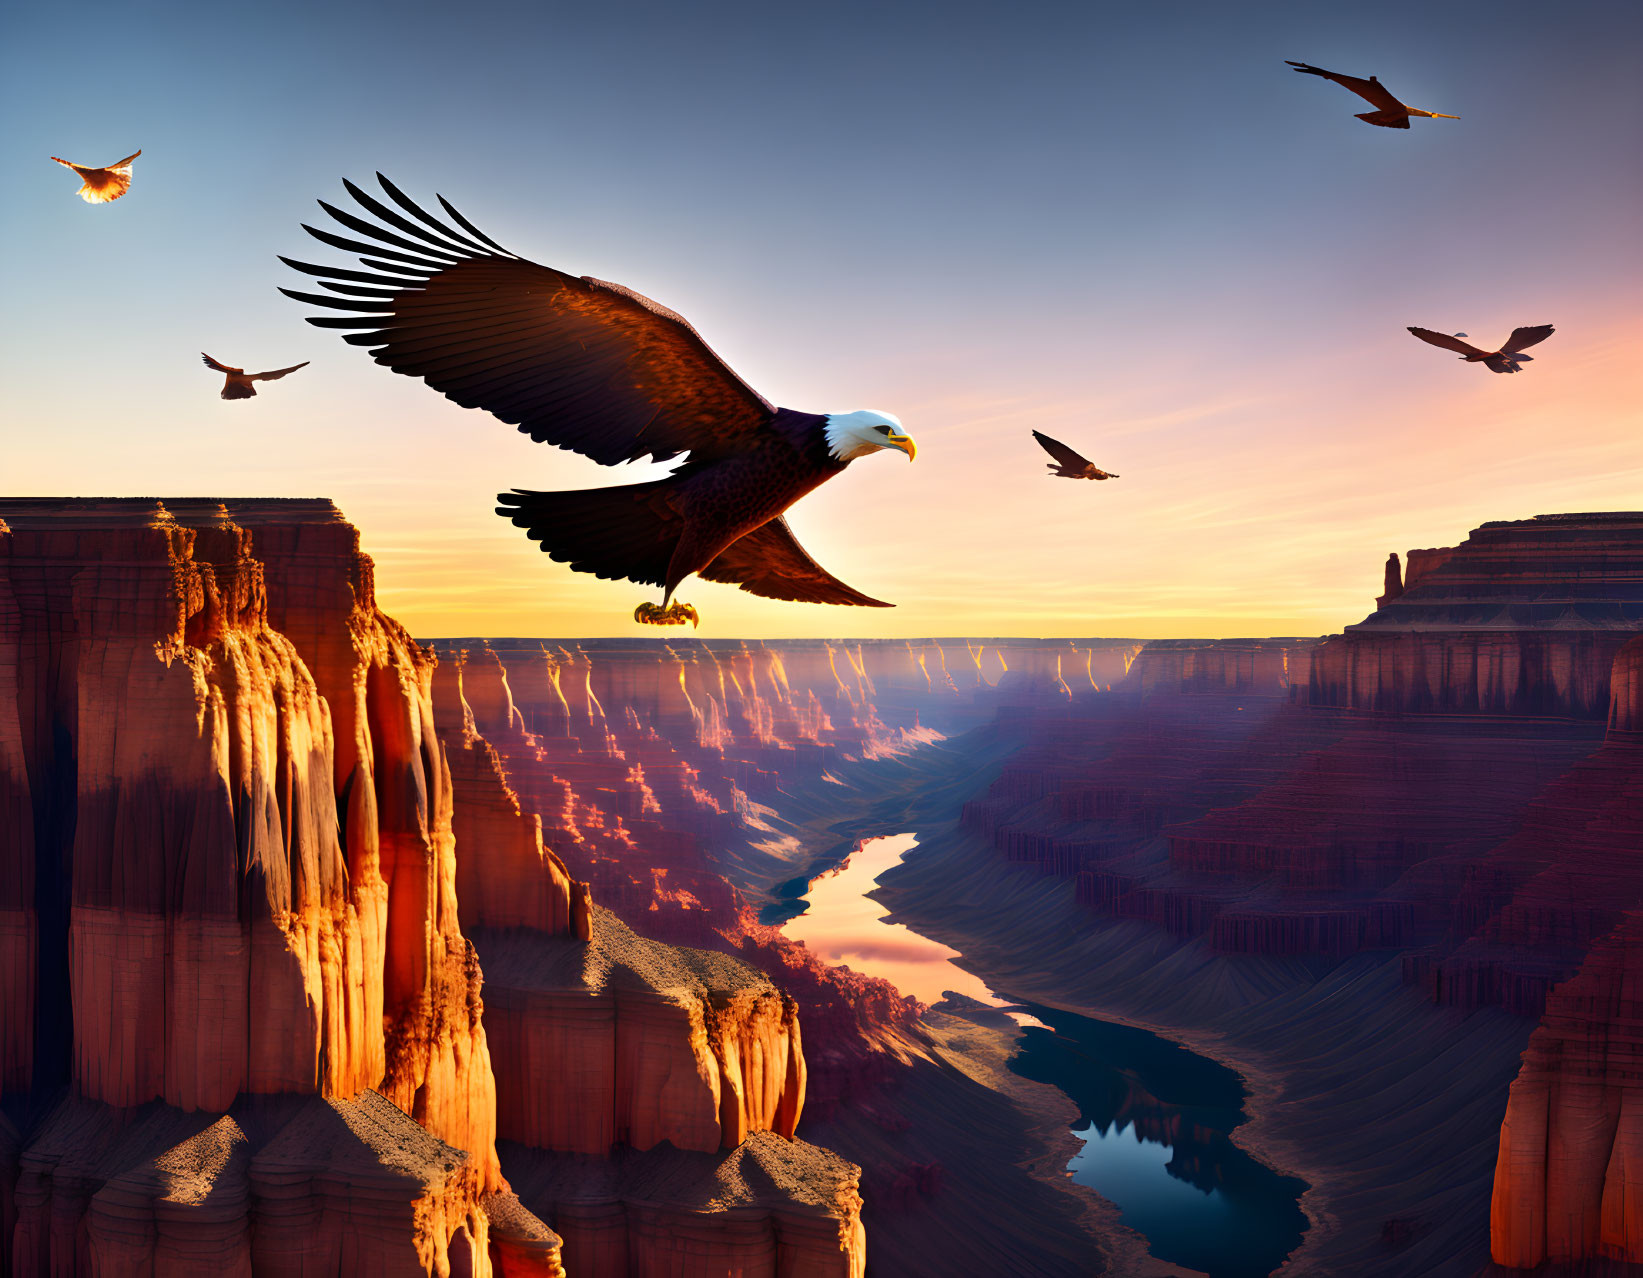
[776,832,1307,1278]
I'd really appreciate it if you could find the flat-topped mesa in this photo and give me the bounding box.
[1311,512,1643,718]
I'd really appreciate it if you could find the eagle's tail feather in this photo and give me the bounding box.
[222,382,256,400]
[497,481,682,589]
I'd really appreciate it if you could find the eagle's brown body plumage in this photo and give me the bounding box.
[283,176,912,618]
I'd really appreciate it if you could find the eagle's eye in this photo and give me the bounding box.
[874,425,894,435]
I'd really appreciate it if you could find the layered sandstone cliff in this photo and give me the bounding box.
[0,497,529,1275]
[426,640,934,1115]
[423,645,863,1275]
[1491,910,1643,1269]
[479,906,805,1156]
[0,498,869,1278]
[1309,512,1643,718]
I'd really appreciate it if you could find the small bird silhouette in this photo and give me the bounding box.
[1032,431,1118,480]
[50,150,142,203]
[1406,326,1555,374]
[1285,62,1458,129]
[201,353,311,400]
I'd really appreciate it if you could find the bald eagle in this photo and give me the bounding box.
[280,175,915,627]
[1406,325,1555,373]
[1033,431,1118,481]
[1285,62,1458,129]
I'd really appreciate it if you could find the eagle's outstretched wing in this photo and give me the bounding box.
[1407,328,1489,357]
[1502,325,1555,354]
[1285,62,1402,113]
[281,174,775,466]
[1032,430,1094,470]
[200,352,241,374]
[250,361,310,381]
[701,518,892,607]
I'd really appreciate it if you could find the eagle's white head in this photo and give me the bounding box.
[824,410,918,462]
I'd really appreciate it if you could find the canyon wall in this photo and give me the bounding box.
[948,512,1643,1275]
[0,497,520,1275]
[0,498,873,1278]
[424,635,1138,1116]
[1309,512,1643,718]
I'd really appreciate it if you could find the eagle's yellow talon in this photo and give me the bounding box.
[634,601,700,627]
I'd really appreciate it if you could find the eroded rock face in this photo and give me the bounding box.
[423,652,865,1273]
[1491,912,1643,1269]
[1,496,876,1277]
[478,907,806,1156]
[426,641,933,1115]
[504,1133,864,1278]
[0,498,523,1274]
[1311,513,1643,718]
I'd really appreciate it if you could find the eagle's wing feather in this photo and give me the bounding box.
[1032,430,1093,470]
[1408,327,1488,357]
[201,353,241,374]
[1286,61,1402,112]
[281,175,775,466]
[250,361,311,381]
[701,518,892,607]
[1501,325,1555,354]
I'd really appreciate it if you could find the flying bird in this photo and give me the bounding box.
[1406,325,1555,374]
[1033,431,1118,481]
[1285,62,1458,129]
[200,353,311,400]
[280,175,917,628]
[50,150,141,203]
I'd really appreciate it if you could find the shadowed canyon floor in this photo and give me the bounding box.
[776,831,1308,1278]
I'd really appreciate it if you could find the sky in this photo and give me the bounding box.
[2,0,1639,639]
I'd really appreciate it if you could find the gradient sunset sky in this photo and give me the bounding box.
[4,0,1639,639]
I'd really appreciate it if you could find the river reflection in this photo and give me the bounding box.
[1010,1002,1307,1278]
[777,832,1306,1277]
[778,832,1041,1019]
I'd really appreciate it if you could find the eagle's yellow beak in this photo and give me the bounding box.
[886,431,918,462]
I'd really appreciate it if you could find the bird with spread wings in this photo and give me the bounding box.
[1033,431,1118,481]
[1285,62,1458,129]
[1406,325,1555,374]
[50,150,142,203]
[281,175,917,628]
[200,353,311,400]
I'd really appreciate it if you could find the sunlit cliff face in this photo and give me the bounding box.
[824,410,918,462]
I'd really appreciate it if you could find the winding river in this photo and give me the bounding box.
[773,832,1307,1278]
